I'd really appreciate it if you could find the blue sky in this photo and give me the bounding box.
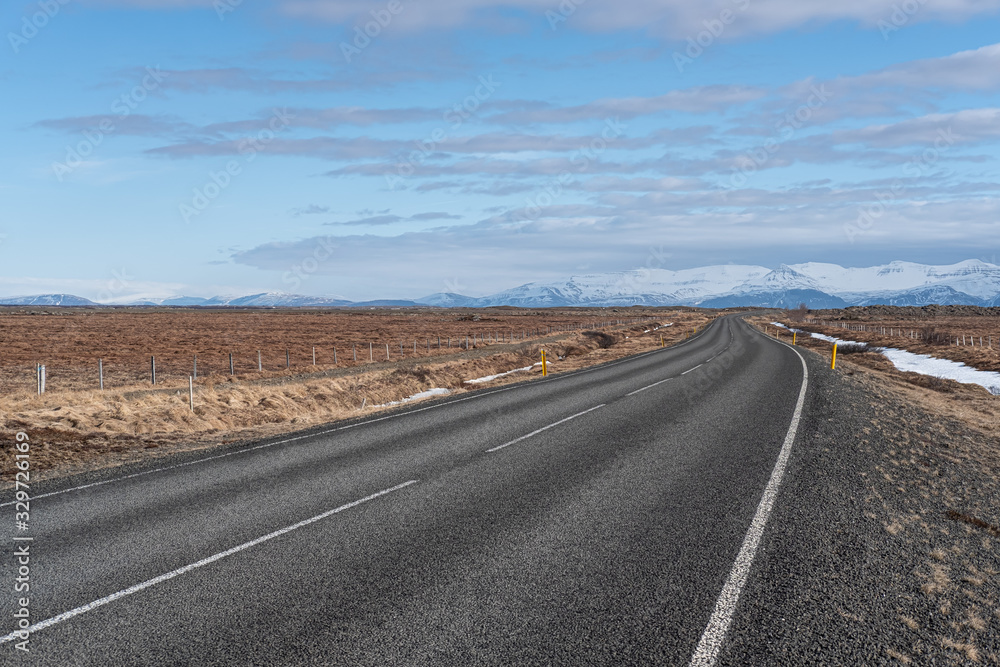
[3,0,1000,302]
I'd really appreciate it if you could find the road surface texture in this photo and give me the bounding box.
[4,314,970,665]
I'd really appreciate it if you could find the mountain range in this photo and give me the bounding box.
[3,260,999,309]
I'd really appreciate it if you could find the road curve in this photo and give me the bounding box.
[2,315,810,665]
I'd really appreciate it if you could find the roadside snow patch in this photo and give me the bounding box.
[465,362,546,384]
[373,388,450,408]
[772,323,1000,396]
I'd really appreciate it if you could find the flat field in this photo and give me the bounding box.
[0,306,671,393]
[779,305,1000,372]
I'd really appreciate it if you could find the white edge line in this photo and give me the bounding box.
[0,479,418,645]
[8,321,718,507]
[681,363,704,375]
[486,404,606,453]
[626,378,673,396]
[688,329,809,667]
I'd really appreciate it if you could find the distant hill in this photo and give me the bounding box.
[0,294,96,306]
[416,259,1000,309]
[7,260,1000,309]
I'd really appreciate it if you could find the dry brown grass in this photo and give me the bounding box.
[941,637,980,662]
[0,306,673,392]
[750,317,1000,442]
[0,310,717,481]
[778,312,1000,373]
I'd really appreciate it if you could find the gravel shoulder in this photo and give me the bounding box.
[719,342,1000,665]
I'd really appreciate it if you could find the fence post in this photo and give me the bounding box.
[230,353,234,376]
[369,342,373,362]
[193,354,197,380]
[99,358,104,390]
[334,347,338,365]
[151,356,156,385]
[189,376,194,411]
[258,351,262,372]
[286,349,290,368]
[40,365,45,394]
[385,343,389,360]
[353,345,357,362]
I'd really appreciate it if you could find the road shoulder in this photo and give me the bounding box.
[718,346,1000,665]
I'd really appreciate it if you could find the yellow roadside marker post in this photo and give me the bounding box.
[660,335,664,347]
[793,332,797,345]
[541,350,548,377]
[831,343,838,369]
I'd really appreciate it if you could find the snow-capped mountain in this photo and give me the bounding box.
[3,260,999,309]
[129,293,354,308]
[426,259,1000,308]
[0,294,97,306]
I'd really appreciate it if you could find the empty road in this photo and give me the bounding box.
[2,315,811,665]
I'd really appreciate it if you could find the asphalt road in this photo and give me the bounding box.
[1,314,811,666]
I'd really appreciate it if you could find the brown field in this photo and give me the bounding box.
[0,307,717,480]
[0,306,675,393]
[749,308,1000,438]
[772,306,1000,373]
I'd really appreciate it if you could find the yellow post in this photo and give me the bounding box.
[793,332,797,345]
[660,335,664,347]
[831,343,838,369]
[541,350,547,376]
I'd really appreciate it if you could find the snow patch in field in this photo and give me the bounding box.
[465,365,532,384]
[878,349,1000,395]
[772,323,1000,395]
[374,388,450,407]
